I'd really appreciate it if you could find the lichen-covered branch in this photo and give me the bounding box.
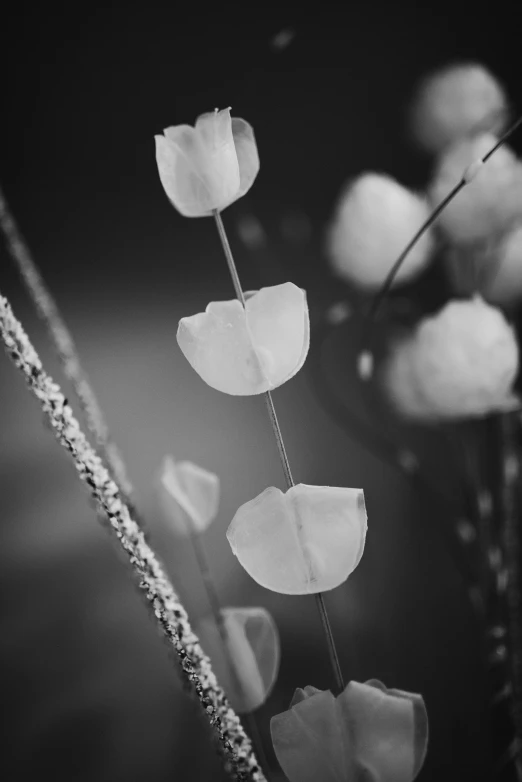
[0,291,266,782]
[0,185,133,499]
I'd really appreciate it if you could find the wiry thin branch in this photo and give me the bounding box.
[0,291,266,782]
[0,185,133,500]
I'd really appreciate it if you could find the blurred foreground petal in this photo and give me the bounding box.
[196,606,280,713]
[160,455,220,535]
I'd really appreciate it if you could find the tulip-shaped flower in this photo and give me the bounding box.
[159,455,220,536]
[196,606,280,713]
[227,483,367,595]
[177,282,310,395]
[270,679,428,782]
[155,108,260,217]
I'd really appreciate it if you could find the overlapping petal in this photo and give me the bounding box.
[159,455,220,536]
[196,606,280,713]
[177,282,309,395]
[226,483,367,595]
[155,109,259,217]
[270,680,428,782]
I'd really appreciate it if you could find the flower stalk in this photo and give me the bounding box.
[213,209,345,694]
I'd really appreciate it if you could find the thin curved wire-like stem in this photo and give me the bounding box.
[362,113,522,352]
[0,291,265,782]
[213,210,345,694]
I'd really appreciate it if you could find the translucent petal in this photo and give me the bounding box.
[227,484,367,595]
[231,118,260,198]
[176,283,310,396]
[196,606,280,713]
[155,109,242,217]
[177,299,267,395]
[155,130,215,217]
[195,109,240,208]
[271,688,348,782]
[340,680,429,782]
[271,681,428,782]
[160,455,220,536]
[246,283,309,387]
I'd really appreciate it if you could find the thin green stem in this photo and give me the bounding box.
[213,209,345,694]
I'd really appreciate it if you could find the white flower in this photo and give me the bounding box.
[327,173,434,288]
[410,63,508,152]
[177,283,309,396]
[227,484,367,595]
[155,108,259,217]
[429,133,522,244]
[385,297,519,420]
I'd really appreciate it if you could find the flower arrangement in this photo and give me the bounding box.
[1,32,521,782]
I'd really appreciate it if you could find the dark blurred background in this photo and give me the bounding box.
[1,2,521,780]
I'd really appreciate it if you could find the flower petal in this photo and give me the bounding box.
[231,118,260,198]
[226,484,367,595]
[196,606,280,713]
[339,680,428,782]
[176,283,310,395]
[160,455,220,535]
[155,128,216,217]
[245,283,309,388]
[177,299,267,395]
[271,688,348,782]
[195,108,241,209]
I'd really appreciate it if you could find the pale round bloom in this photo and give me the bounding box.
[383,338,439,421]
[411,63,508,152]
[327,173,434,288]
[429,134,522,244]
[386,297,519,420]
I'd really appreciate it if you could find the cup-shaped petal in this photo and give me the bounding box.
[271,680,428,782]
[159,455,220,536]
[155,109,259,217]
[271,688,348,782]
[177,282,309,395]
[339,680,429,782]
[227,483,367,595]
[231,118,260,200]
[196,606,280,713]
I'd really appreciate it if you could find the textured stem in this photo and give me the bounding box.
[213,209,344,693]
[0,292,265,782]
